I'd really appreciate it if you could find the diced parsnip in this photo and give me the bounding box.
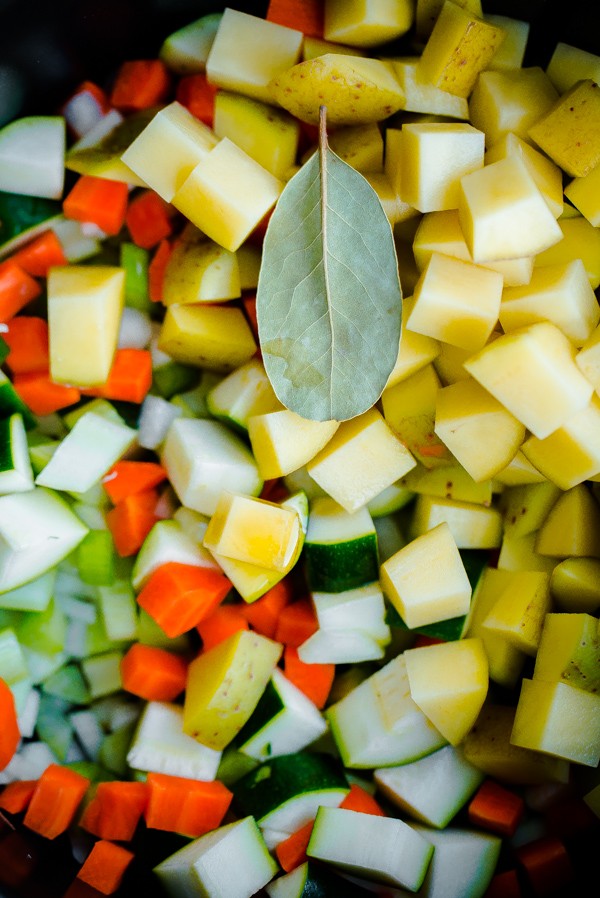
[545,42,600,93]
[484,132,563,219]
[324,0,415,48]
[157,303,257,372]
[481,570,551,655]
[248,409,338,480]
[484,13,530,70]
[468,67,559,148]
[528,79,600,177]
[534,484,600,558]
[389,58,469,119]
[564,161,600,227]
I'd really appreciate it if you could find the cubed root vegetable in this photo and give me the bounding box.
[23,764,90,839]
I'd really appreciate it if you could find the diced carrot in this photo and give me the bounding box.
[340,783,386,817]
[77,839,134,895]
[468,778,526,838]
[63,877,110,898]
[144,772,233,838]
[110,60,172,112]
[79,781,148,842]
[3,316,49,374]
[148,238,173,303]
[274,596,318,646]
[283,645,334,709]
[136,561,233,638]
[0,260,41,321]
[0,679,20,772]
[413,634,447,648]
[0,780,37,815]
[275,820,314,872]
[81,348,153,404]
[196,604,249,651]
[483,869,522,898]
[242,292,260,343]
[23,764,90,840]
[266,0,324,37]
[102,460,168,504]
[63,175,129,236]
[515,835,575,896]
[176,73,218,126]
[106,488,160,557]
[10,230,68,277]
[11,370,81,416]
[120,643,188,702]
[125,189,175,249]
[241,578,294,639]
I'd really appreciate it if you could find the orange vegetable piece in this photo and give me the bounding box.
[102,460,168,504]
[63,175,129,236]
[283,645,334,709]
[515,835,575,896]
[144,772,233,838]
[275,820,314,872]
[148,238,173,303]
[196,604,249,651]
[240,577,294,638]
[125,189,175,249]
[79,781,148,842]
[81,348,153,404]
[77,839,134,895]
[0,678,20,772]
[274,596,318,646]
[468,778,525,837]
[0,259,41,321]
[12,370,81,416]
[136,561,232,638]
[484,869,523,898]
[10,230,67,277]
[339,783,386,816]
[176,73,218,126]
[110,60,172,112]
[23,764,90,840]
[3,316,49,374]
[266,0,324,37]
[106,488,160,557]
[0,780,37,815]
[120,643,188,702]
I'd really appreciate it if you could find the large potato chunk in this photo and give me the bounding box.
[269,54,405,125]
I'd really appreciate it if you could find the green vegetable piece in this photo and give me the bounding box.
[120,241,154,314]
[0,190,62,256]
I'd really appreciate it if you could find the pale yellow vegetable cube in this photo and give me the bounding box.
[120,102,218,202]
[464,322,594,439]
[404,462,493,506]
[380,521,472,629]
[203,492,301,572]
[493,451,547,487]
[499,259,600,346]
[324,0,414,48]
[576,324,600,394]
[384,307,440,389]
[307,407,417,514]
[364,172,414,226]
[389,58,469,119]
[162,227,241,305]
[205,8,302,104]
[418,1,505,99]
[158,303,257,372]
[401,123,485,212]
[535,484,600,559]
[533,612,600,693]
[415,0,483,41]
[206,358,281,432]
[213,91,300,179]
[410,494,503,549]
[468,67,559,148]
[520,397,600,490]
[434,378,525,482]
[496,533,556,577]
[564,163,600,227]
[237,244,263,290]
[173,138,283,252]
[484,14,529,70]
[534,216,600,290]
[248,410,339,480]
[546,42,600,94]
[511,678,600,767]
[328,124,384,174]
[407,252,503,351]
[458,156,563,263]
[550,558,600,614]
[484,132,563,219]
[48,265,124,387]
[528,79,600,178]
[481,570,551,655]
[404,638,489,745]
[382,364,452,469]
[384,128,404,198]
[499,480,561,540]
[302,36,367,60]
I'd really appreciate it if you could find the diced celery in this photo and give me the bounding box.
[120,241,154,313]
[97,579,139,642]
[137,608,193,653]
[70,708,105,759]
[20,646,69,685]
[42,662,92,705]
[153,358,201,398]
[56,593,98,624]
[17,599,68,653]
[76,530,116,585]
[17,685,40,738]
[98,721,137,776]
[0,569,55,612]
[81,650,124,699]
[36,693,75,761]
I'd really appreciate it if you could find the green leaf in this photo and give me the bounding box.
[256,108,402,423]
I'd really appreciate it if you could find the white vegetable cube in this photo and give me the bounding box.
[380,522,472,629]
[206,8,303,104]
[248,409,338,480]
[48,265,125,387]
[401,123,485,213]
[434,378,525,482]
[576,324,600,394]
[463,322,594,439]
[160,418,262,517]
[521,396,600,490]
[404,638,489,745]
[306,407,417,513]
[0,115,65,199]
[173,138,284,252]
[458,156,563,263]
[499,259,600,347]
[311,582,390,644]
[120,102,218,201]
[203,492,301,572]
[407,252,503,351]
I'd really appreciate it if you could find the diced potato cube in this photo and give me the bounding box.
[328,123,385,173]
[324,0,414,48]
[534,484,600,559]
[484,14,529,70]
[172,138,283,252]
[382,364,452,468]
[248,410,338,480]
[468,67,559,148]
[533,612,600,693]
[162,227,241,305]
[410,494,503,549]
[48,265,124,387]
[576,324,600,394]
[481,570,551,655]
[546,42,600,95]
[528,80,600,178]
[484,132,563,219]
[415,0,483,41]
[564,163,600,227]
[158,303,257,372]
[390,58,469,119]
[384,311,440,390]
[534,216,600,290]
[206,8,303,104]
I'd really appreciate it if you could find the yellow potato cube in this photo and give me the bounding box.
[120,102,218,202]
[407,252,503,351]
[534,215,600,290]
[484,132,563,219]
[404,462,493,506]
[520,396,600,490]
[384,307,440,390]
[410,494,503,549]
[468,68,559,148]
[404,638,489,745]
[382,364,452,468]
[324,0,414,48]
[205,8,303,104]
[162,227,241,305]
[248,410,339,480]
[493,451,547,487]
[535,484,600,559]
[533,612,600,692]
[418,1,506,99]
[550,558,600,613]
[458,156,563,263]
[203,491,301,572]
[528,80,600,178]
[213,91,300,179]
[389,57,470,119]
[158,303,257,372]
[206,359,281,432]
[380,521,472,629]
[415,0,483,41]
[173,137,283,252]
[306,407,417,514]
[434,378,525,482]
[328,123,385,174]
[484,14,529,70]
[47,265,124,387]
[481,570,551,656]
[463,322,594,439]
[511,678,600,767]
[400,122,485,212]
[496,533,556,577]
[564,163,600,227]
[499,480,561,540]
[546,42,600,94]
[364,171,414,226]
[576,324,600,394]
[302,37,367,60]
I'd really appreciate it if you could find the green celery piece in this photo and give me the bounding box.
[36,693,74,761]
[152,359,201,399]
[137,608,193,653]
[16,599,69,654]
[76,530,116,586]
[81,650,124,699]
[62,398,126,430]
[0,569,55,612]
[98,721,138,777]
[43,662,92,705]
[27,433,60,476]
[0,626,29,684]
[97,579,139,643]
[65,760,116,782]
[120,242,154,314]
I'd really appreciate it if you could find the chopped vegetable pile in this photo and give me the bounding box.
[0,2,599,897]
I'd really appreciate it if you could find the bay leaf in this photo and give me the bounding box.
[256,108,402,423]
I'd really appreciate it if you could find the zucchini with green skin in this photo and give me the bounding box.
[304,496,379,593]
[266,861,374,898]
[0,412,34,494]
[0,190,62,258]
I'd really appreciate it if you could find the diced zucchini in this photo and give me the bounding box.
[304,496,379,593]
[0,412,34,494]
[0,190,62,258]
[266,861,374,898]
